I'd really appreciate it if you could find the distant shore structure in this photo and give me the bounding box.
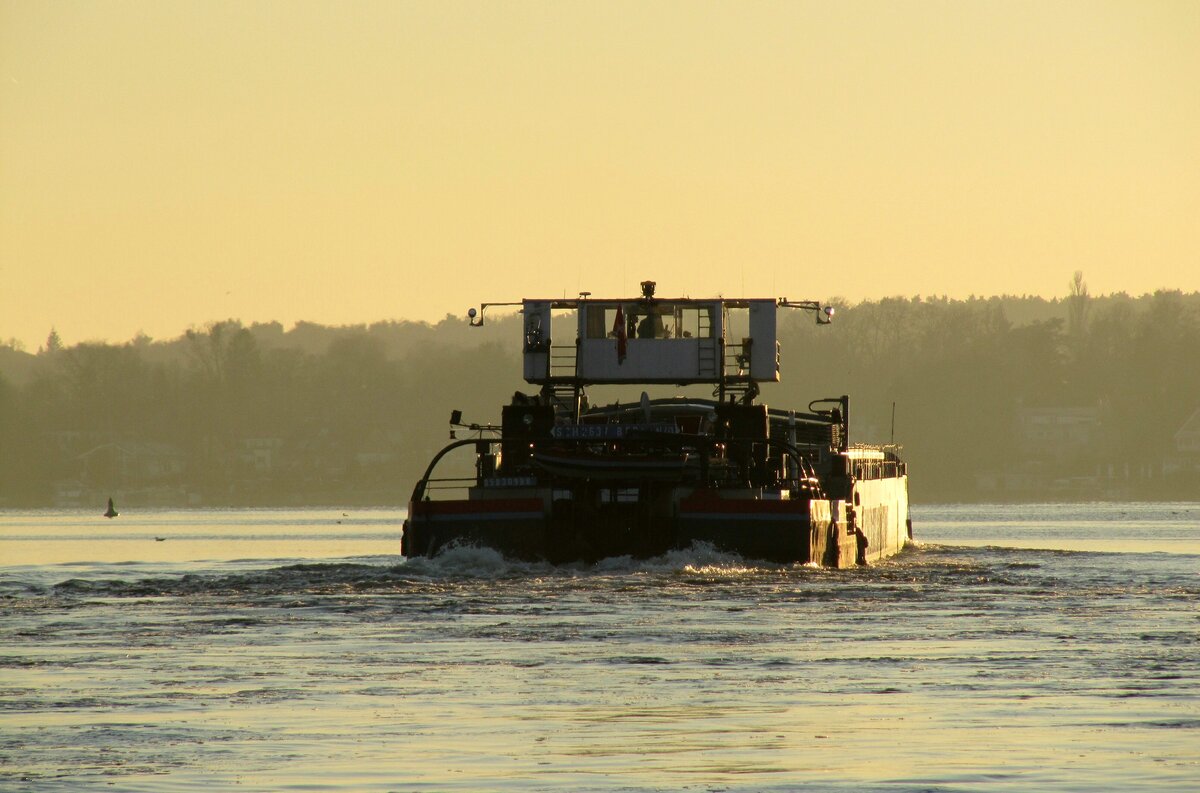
[104,497,118,519]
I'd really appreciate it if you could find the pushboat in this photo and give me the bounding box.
[402,282,911,566]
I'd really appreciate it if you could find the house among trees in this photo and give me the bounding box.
[237,437,284,474]
[64,442,188,506]
[1165,408,1200,488]
[1174,408,1200,455]
[78,442,186,485]
[974,405,1107,498]
[1016,406,1102,463]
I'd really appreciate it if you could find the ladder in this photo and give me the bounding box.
[697,308,717,376]
[541,382,581,419]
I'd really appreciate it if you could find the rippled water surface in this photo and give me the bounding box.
[2,504,1198,791]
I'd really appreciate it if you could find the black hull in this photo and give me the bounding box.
[403,476,909,567]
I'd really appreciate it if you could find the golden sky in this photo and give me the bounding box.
[2,0,1198,349]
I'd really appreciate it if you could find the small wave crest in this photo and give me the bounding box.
[35,541,786,600]
[49,560,410,598]
[403,542,548,578]
[633,541,773,578]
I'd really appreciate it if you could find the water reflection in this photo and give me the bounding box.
[0,508,404,565]
[1,507,1198,791]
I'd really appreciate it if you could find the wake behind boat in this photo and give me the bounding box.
[402,281,911,566]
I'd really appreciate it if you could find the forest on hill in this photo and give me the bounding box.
[2,284,1199,507]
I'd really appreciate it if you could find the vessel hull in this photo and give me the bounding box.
[404,476,909,567]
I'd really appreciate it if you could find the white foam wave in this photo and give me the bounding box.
[397,540,773,578]
[580,542,773,577]
[402,542,544,578]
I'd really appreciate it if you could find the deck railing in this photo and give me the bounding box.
[549,344,576,377]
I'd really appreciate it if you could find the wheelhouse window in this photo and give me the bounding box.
[585,304,713,339]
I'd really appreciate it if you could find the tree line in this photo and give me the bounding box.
[2,281,1198,506]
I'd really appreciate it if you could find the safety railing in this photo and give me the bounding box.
[549,344,577,377]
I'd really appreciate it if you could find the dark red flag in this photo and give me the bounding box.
[613,305,627,364]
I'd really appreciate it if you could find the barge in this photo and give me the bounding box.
[402,282,910,566]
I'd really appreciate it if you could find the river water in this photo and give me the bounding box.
[1,504,1197,791]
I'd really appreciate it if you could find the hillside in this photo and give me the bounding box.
[3,290,1199,506]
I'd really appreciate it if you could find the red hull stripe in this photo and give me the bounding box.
[412,498,543,516]
[422,513,544,523]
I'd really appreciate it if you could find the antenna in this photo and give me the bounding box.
[890,401,896,444]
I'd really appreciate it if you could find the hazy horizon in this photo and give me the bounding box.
[5,282,1200,352]
[3,1,1198,351]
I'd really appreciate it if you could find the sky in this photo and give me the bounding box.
[2,0,1198,350]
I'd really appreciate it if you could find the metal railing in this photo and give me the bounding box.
[549,344,576,376]
[723,341,749,375]
[409,438,500,502]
